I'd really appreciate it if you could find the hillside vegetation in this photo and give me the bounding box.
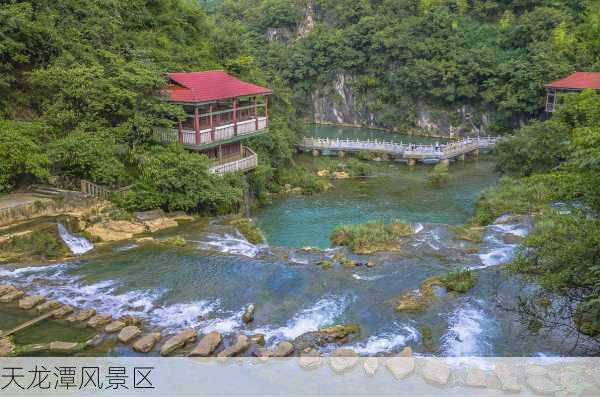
[0,0,304,212]
[215,0,599,131]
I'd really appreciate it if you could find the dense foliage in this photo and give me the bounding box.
[214,0,600,132]
[0,0,305,213]
[477,91,600,345]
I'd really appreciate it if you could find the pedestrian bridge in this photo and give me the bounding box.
[297,136,499,165]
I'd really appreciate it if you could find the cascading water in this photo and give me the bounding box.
[57,223,94,255]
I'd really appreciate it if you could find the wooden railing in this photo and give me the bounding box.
[209,147,258,176]
[153,117,267,148]
[80,180,132,200]
[299,136,499,159]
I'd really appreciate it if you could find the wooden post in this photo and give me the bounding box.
[194,106,200,145]
[233,97,238,135]
[264,95,269,128]
[218,145,223,163]
[254,96,258,130]
[178,122,183,144]
[209,103,214,141]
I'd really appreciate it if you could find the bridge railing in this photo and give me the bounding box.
[299,135,500,158]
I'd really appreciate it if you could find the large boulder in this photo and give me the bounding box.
[87,314,112,328]
[217,335,250,359]
[421,359,452,386]
[86,220,146,241]
[66,308,96,322]
[49,341,82,354]
[0,290,24,303]
[160,329,197,356]
[188,332,222,357]
[118,326,142,345]
[493,364,521,393]
[52,305,74,319]
[329,348,359,374]
[242,304,255,324]
[502,233,523,245]
[104,321,126,333]
[18,295,45,310]
[132,332,161,353]
[36,300,62,313]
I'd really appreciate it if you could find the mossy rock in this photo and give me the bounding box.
[452,224,485,243]
[395,277,443,312]
[229,218,264,244]
[160,235,187,247]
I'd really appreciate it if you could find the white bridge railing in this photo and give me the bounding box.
[299,136,499,159]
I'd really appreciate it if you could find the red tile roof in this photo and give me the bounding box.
[166,70,271,103]
[545,72,600,90]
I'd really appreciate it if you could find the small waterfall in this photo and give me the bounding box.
[57,223,94,255]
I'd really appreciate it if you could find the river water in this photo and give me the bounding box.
[0,126,584,356]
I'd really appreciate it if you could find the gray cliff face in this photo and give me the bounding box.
[311,71,492,137]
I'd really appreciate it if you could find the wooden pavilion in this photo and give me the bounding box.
[545,72,600,112]
[154,70,271,175]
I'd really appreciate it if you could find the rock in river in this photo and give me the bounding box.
[242,303,255,324]
[465,366,488,388]
[385,355,415,380]
[0,338,15,357]
[49,341,82,354]
[18,295,45,310]
[52,305,74,319]
[293,324,360,350]
[0,290,24,303]
[493,364,521,393]
[526,375,561,395]
[0,284,17,296]
[105,321,126,333]
[160,329,197,356]
[329,348,359,374]
[66,308,96,322]
[363,357,379,377]
[189,332,222,357]
[87,314,113,328]
[118,326,142,344]
[217,335,250,359]
[36,300,62,313]
[299,348,322,370]
[132,332,161,353]
[421,359,452,386]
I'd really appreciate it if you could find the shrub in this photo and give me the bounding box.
[1,228,68,262]
[427,162,449,188]
[330,219,413,254]
[439,269,476,293]
[345,158,373,177]
[119,145,243,213]
[0,120,50,192]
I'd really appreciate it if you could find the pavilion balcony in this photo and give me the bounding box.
[153,116,267,149]
[209,146,258,176]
